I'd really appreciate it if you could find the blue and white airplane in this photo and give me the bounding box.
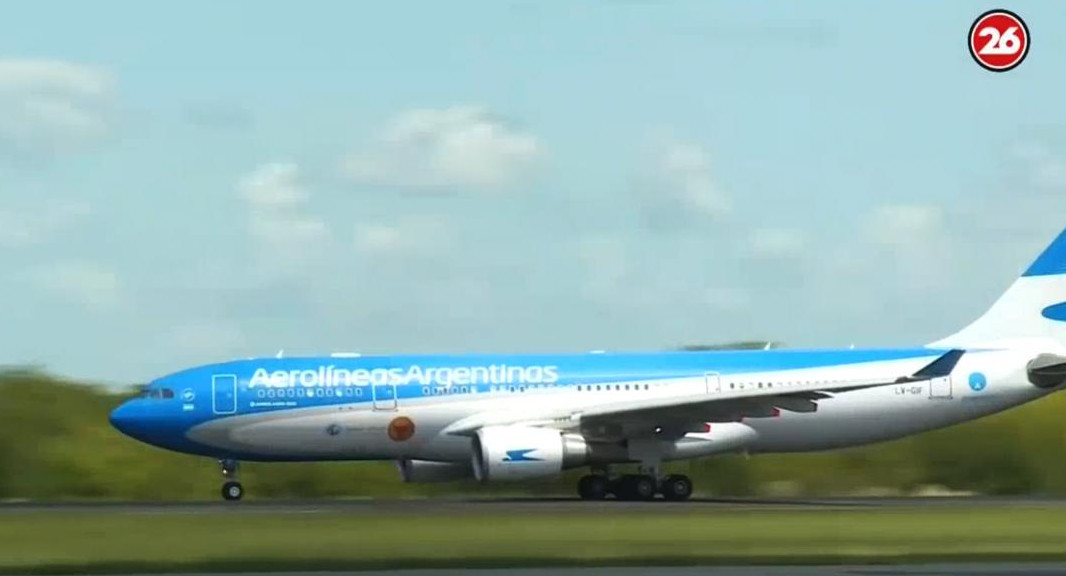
[111,226,1066,501]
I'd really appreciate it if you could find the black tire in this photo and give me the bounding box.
[611,475,633,500]
[222,481,244,501]
[661,474,693,501]
[578,475,609,500]
[631,474,657,501]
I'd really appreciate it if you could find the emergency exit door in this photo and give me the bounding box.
[929,375,952,399]
[704,372,721,394]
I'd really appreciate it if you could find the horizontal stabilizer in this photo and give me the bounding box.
[897,349,965,383]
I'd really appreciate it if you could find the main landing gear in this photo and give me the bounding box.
[220,459,244,501]
[577,470,694,501]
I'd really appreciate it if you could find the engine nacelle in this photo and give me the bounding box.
[396,459,474,483]
[471,425,588,482]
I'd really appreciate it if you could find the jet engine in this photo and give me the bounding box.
[1028,354,1066,389]
[396,459,474,483]
[471,425,589,482]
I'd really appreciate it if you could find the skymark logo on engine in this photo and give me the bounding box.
[248,364,560,388]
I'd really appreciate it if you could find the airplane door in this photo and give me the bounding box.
[704,372,721,394]
[929,376,952,399]
[372,373,398,411]
[212,374,238,414]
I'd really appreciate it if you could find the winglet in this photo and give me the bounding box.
[899,349,965,382]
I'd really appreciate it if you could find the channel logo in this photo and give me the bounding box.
[968,9,1030,72]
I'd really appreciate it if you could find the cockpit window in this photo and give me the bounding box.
[138,388,175,400]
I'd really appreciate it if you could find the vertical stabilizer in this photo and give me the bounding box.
[931,227,1066,347]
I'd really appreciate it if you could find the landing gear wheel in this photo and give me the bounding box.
[577,475,609,500]
[614,474,657,501]
[661,474,693,501]
[631,474,657,501]
[222,481,244,501]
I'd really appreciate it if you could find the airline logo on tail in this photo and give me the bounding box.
[1041,302,1066,322]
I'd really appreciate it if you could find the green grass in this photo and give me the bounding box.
[3,506,1066,573]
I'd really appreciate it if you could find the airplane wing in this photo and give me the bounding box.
[443,349,965,441]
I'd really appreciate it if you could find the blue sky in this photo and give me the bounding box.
[1,1,1064,384]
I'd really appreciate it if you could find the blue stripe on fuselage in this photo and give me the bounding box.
[127,347,957,461]
[152,348,944,424]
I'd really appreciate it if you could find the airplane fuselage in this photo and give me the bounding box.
[111,345,1053,463]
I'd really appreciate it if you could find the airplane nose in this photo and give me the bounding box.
[109,401,141,439]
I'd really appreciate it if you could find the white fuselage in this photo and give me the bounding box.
[181,346,1053,462]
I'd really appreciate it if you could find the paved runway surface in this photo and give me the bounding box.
[104,566,1066,576]
[2,496,1065,514]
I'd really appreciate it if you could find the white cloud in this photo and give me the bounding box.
[867,204,945,247]
[749,228,807,258]
[859,203,953,293]
[0,59,114,155]
[239,162,310,207]
[354,214,454,258]
[0,199,90,247]
[659,142,730,216]
[634,140,731,229]
[1013,143,1066,190]
[240,163,326,244]
[341,106,541,191]
[238,163,328,276]
[30,260,121,312]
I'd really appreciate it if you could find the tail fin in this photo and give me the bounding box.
[931,227,1066,348]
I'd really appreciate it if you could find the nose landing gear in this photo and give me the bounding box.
[220,459,243,501]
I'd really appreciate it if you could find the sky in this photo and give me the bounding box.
[1,1,1064,385]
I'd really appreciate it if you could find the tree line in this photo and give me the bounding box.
[1,363,1064,500]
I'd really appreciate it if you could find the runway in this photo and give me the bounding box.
[4,499,1066,575]
[3,495,1065,514]
[94,566,1066,576]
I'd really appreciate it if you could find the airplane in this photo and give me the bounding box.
[110,225,1066,501]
